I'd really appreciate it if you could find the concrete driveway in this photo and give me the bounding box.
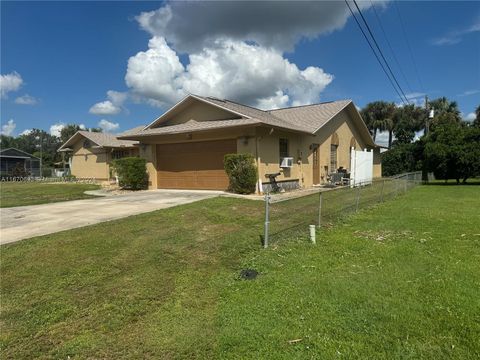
[0,190,223,245]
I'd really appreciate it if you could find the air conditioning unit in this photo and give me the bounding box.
[280,157,294,168]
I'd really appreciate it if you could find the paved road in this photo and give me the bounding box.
[0,190,223,245]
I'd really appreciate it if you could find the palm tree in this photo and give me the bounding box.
[361,101,396,145]
[428,97,461,121]
[392,104,426,144]
[361,101,396,147]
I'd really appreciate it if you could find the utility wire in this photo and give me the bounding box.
[393,0,425,93]
[352,0,410,104]
[370,0,414,96]
[344,0,409,105]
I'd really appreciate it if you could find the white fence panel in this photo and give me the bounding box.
[350,148,373,186]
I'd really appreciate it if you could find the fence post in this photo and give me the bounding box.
[318,191,323,228]
[380,179,385,202]
[309,225,316,244]
[355,185,361,212]
[263,193,270,248]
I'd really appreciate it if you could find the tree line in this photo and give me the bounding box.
[361,97,480,183]
[0,124,101,168]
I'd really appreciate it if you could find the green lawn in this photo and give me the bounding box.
[1,185,479,358]
[0,182,101,207]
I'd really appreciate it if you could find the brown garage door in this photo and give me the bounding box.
[156,139,237,190]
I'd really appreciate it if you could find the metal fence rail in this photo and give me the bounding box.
[262,172,422,247]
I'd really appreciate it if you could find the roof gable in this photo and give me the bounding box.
[58,131,138,152]
[0,148,39,159]
[270,100,352,133]
[145,95,248,129]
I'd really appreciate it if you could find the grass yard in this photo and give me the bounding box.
[1,185,479,358]
[0,182,101,207]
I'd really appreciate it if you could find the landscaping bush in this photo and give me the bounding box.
[224,153,258,194]
[381,142,423,176]
[112,157,148,190]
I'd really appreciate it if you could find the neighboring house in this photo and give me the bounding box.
[58,131,139,180]
[116,94,383,192]
[0,148,41,177]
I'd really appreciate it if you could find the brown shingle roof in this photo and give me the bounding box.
[269,100,352,133]
[122,119,260,137]
[118,95,374,146]
[117,125,146,137]
[194,95,308,132]
[58,131,138,151]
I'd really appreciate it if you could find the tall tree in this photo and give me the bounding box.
[429,97,461,122]
[14,129,61,167]
[392,104,426,144]
[361,101,396,146]
[425,117,480,183]
[0,135,16,149]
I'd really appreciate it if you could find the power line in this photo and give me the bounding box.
[370,0,414,96]
[351,0,410,104]
[393,0,425,93]
[344,0,409,104]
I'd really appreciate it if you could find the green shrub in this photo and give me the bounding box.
[381,142,423,176]
[112,157,148,190]
[224,153,258,194]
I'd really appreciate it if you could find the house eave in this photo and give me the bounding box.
[144,94,252,130]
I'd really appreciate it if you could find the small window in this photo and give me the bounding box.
[279,138,289,158]
[83,139,92,148]
[112,150,129,160]
[330,144,338,172]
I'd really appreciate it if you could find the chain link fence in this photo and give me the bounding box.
[262,172,423,247]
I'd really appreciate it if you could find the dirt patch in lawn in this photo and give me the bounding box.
[353,229,415,242]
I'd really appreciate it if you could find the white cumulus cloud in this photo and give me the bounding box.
[256,91,291,110]
[15,94,38,105]
[121,1,383,110]
[89,90,128,115]
[464,112,476,122]
[0,72,23,98]
[89,101,120,115]
[125,37,333,109]
[50,123,65,137]
[20,129,32,136]
[1,119,16,136]
[98,119,119,132]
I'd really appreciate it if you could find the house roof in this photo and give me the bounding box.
[58,130,138,152]
[194,95,307,132]
[269,100,352,133]
[119,94,377,147]
[0,147,40,159]
[124,118,261,137]
[117,125,146,137]
[143,94,307,132]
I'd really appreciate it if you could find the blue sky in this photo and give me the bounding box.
[1,1,479,142]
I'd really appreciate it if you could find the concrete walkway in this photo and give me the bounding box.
[0,190,223,245]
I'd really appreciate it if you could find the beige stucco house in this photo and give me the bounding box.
[58,131,139,180]
[114,94,382,192]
